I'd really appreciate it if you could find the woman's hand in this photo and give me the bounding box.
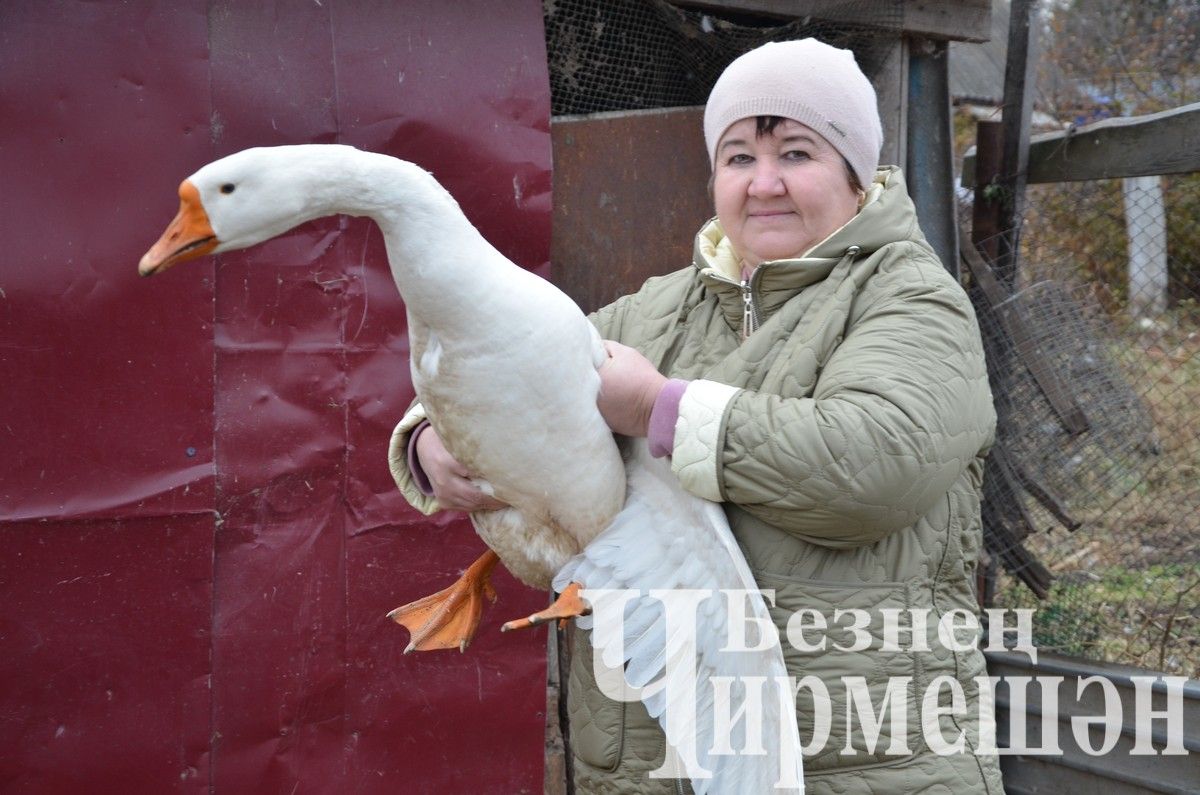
[597,341,668,437]
[415,427,508,512]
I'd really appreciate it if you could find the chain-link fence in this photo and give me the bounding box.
[983,170,1200,678]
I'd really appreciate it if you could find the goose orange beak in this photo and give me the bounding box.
[138,180,218,277]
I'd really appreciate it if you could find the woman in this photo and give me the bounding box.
[395,39,1004,794]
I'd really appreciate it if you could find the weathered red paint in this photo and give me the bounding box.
[0,2,552,792]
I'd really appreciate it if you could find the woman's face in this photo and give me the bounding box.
[713,118,860,268]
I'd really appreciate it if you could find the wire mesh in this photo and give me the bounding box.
[544,0,903,116]
[980,172,1200,678]
[972,274,1161,521]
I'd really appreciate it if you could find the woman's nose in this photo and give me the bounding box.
[748,161,786,196]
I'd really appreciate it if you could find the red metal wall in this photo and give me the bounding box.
[0,2,552,792]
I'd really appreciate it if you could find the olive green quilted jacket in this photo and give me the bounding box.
[569,167,1005,794]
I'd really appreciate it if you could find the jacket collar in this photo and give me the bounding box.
[692,166,915,329]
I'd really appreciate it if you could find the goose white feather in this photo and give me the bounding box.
[140,144,803,792]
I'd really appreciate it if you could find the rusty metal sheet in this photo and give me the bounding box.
[550,107,712,312]
[1,1,552,792]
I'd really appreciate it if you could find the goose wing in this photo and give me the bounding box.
[555,439,804,794]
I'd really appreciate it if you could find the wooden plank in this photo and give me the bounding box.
[972,119,1005,260]
[1007,454,1081,531]
[551,107,712,313]
[962,101,1200,186]
[677,0,991,41]
[995,0,1040,282]
[904,0,992,42]
[876,37,909,170]
[961,243,1090,436]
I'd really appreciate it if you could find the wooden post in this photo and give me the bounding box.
[996,0,1040,285]
[906,37,959,278]
[876,38,909,172]
[545,623,572,794]
[972,120,1006,264]
[973,119,1006,609]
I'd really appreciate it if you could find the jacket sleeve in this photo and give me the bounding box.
[387,400,439,515]
[674,263,996,548]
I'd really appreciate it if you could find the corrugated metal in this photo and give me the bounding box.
[0,2,552,792]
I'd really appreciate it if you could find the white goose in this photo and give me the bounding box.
[138,144,803,793]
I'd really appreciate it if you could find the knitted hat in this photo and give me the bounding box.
[703,39,883,188]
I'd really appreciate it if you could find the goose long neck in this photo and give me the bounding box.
[326,149,509,323]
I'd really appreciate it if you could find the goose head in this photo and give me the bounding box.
[138,144,359,276]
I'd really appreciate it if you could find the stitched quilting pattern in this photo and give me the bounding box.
[547,170,1002,792]
[672,380,740,501]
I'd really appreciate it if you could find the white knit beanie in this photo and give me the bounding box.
[703,39,883,188]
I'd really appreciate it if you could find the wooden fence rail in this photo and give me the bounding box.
[962,101,1200,186]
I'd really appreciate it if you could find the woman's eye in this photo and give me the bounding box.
[784,150,811,161]
[727,153,753,166]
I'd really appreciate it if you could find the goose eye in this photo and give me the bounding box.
[220,183,236,194]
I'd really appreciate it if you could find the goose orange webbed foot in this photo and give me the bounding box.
[388,550,500,653]
[500,581,591,633]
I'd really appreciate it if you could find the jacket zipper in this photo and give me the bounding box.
[741,277,760,340]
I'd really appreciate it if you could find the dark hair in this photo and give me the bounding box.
[754,114,786,138]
